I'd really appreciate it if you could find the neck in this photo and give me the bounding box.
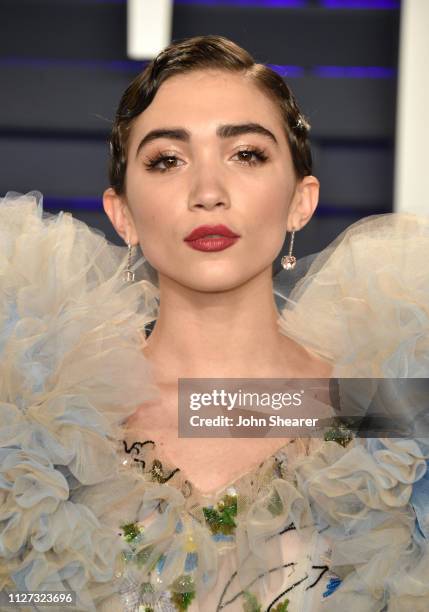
[143,268,311,382]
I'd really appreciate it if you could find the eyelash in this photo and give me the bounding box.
[143,146,269,173]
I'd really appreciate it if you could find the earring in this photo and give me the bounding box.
[281,230,297,270]
[123,242,136,283]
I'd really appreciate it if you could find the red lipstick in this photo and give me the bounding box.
[184,224,240,252]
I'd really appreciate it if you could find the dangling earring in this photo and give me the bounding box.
[281,230,297,270]
[123,242,135,282]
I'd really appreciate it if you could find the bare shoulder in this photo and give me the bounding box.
[306,352,334,378]
[279,333,333,378]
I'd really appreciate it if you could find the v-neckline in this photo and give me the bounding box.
[120,429,301,503]
[125,328,333,500]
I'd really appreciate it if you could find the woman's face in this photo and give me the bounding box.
[105,69,319,292]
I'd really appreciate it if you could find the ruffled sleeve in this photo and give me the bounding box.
[274,211,429,611]
[0,192,161,610]
[275,211,429,377]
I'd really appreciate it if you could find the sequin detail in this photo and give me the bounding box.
[243,590,262,611]
[170,575,196,611]
[323,418,353,447]
[271,600,290,611]
[202,493,238,536]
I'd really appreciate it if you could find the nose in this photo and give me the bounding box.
[187,158,231,211]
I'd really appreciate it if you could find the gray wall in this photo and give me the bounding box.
[0,0,400,268]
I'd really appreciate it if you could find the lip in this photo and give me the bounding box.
[184,224,240,241]
[185,236,239,252]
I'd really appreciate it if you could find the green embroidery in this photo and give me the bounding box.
[324,419,353,447]
[242,590,262,612]
[120,522,157,570]
[203,493,238,535]
[170,575,196,611]
[121,522,142,543]
[242,591,289,611]
[267,488,283,516]
[271,599,290,611]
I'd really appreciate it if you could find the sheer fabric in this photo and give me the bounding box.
[1,192,429,611]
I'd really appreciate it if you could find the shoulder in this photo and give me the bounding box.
[277,212,429,377]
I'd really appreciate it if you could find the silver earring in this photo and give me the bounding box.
[281,230,297,270]
[123,242,135,283]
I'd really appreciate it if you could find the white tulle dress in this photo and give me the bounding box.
[1,191,429,612]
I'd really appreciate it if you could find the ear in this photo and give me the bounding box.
[103,188,139,245]
[287,175,320,231]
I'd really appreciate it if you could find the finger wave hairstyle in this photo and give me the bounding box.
[108,34,312,195]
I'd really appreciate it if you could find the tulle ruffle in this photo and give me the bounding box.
[276,212,429,378]
[1,192,429,611]
[0,192,160,610]
[274,210,429,610]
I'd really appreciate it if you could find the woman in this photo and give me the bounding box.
[1,35,429,612]
[104,33,332,494]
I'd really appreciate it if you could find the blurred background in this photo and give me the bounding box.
[0,0,406,260]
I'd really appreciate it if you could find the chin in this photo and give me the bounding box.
[185,269,261,293]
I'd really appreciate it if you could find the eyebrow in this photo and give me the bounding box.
[135,122,279,157]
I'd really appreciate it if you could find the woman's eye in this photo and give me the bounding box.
[144,154,182,173]
[143,147,268,173]
[234,147,268,165]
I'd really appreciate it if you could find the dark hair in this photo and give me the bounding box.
[108,34,312,195]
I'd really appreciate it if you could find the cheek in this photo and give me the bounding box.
[125,172,178,243]
[250,189,288,233]
[248,192,289,256]
[134,209,162,245]
[132,202,179,265]
[252,169,291,219]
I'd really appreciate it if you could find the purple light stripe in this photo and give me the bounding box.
[0,58,396,79]
[175,0,307,6]
[59,0,399,6]
[314,65,396,78]
[88,0,306,4]
[268,64,305,78]
[322,0,399,8]
[315,203,391,216]
[44,197,103,211]
[43,196,388,217]
[0,57,305,77]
